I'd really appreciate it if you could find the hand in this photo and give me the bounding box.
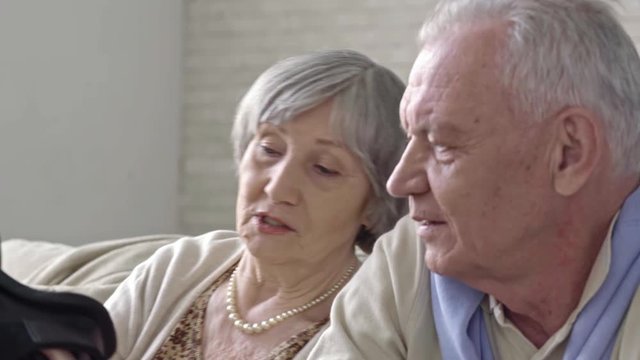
[39,349,90,360]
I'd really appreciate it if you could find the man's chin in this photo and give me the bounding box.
[423,249,458,277]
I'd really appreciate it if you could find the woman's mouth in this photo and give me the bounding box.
[255,215,294,234]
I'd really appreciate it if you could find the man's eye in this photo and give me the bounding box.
[433,145,449,153]
[314,164,340,176]
[432,145,455,164]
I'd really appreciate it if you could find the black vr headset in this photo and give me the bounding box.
[0,238,116,360]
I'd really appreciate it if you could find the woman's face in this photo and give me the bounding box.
[236,101,371,265]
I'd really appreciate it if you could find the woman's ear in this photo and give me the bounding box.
[361,217,371,231]
[550,107,602,196]
[360,198,374,230]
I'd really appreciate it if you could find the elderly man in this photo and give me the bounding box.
[309,0,640,359]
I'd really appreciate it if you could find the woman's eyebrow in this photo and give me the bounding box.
[315,138,344,148]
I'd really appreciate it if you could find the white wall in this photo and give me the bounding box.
[180,0,640,236]
[0,1,183,245]
[180,0,436,235]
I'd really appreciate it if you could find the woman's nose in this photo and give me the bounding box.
[264,161,301,205]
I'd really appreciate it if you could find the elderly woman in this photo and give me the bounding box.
[105,49,407,359]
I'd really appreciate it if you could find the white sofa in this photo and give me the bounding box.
[1,234,184,302]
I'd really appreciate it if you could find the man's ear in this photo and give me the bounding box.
[550,107,602,196]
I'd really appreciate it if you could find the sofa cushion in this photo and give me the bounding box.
[1,235,184,302]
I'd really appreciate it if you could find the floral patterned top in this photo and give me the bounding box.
[152,266,328,360]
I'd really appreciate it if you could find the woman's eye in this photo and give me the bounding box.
[259,144,281,157]
[314,164,340,176]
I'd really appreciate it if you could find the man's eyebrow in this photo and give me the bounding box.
[431,122,465,136]
[403,116,467,140]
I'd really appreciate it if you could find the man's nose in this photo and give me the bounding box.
[386,139,430,198]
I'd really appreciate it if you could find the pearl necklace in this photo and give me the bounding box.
[225,263,356,334]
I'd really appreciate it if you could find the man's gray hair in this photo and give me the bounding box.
[421,0,640,174]
[232,49,408,252]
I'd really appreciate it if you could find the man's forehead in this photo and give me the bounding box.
[402,60,485,126]
[410,21,506,82]
[401,50,507,134]
[404,27,505,104]
[407,47,446,87]
[402,48,454,120]
[400,94,466,136]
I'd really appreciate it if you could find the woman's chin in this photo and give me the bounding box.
[243,236,298,263]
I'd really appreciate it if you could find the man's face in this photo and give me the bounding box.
[387,26,560,281]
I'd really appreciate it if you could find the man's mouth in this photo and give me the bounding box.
[415,220,447,239]
[421,220,446,226]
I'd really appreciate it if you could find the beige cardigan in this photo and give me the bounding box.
[104,231,326,360]
[309,216,440,359]
[308,215,640,359]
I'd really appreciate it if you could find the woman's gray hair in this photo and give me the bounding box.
[231,49,408,253]
[421,0,640,174]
